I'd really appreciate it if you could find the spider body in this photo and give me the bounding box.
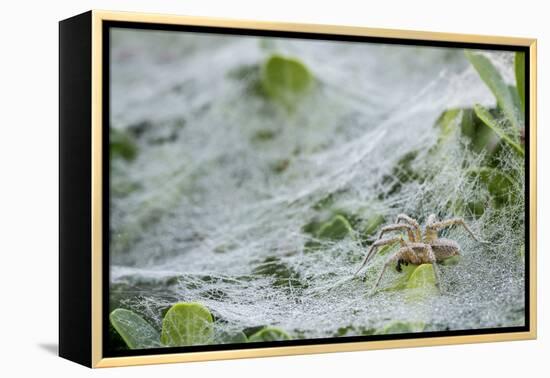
[430,238,461,261]
[355,213,485,293]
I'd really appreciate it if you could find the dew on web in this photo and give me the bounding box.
[109,29,525,339]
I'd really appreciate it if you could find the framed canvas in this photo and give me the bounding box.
[59,10,537,368]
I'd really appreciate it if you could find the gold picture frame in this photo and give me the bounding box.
[59,10,537,368]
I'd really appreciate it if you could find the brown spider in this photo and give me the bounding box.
[355,213,486,293]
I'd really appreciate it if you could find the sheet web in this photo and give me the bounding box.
[109,29,525,341]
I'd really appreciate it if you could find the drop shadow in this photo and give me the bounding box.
[38,343,58,355]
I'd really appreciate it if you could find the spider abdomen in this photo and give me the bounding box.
[430,238,460,261]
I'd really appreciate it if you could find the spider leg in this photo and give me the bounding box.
[371,246,414,293]
[423,244,441,291]
[395,214,422,242]
[376,223,416,242]
[430,218,487,243]
[355,236,406,275]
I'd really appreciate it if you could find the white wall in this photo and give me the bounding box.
[0,0,546,376]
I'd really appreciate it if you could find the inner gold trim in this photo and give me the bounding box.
[90,9,537,368]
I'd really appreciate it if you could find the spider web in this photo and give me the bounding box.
[109,29,525,341]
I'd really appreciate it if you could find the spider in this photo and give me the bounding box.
[355,213,486,293]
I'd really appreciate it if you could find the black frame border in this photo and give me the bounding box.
[59,11,93,367]
[101,20,531,359]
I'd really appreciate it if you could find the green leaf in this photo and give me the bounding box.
[375,321,425,335]
[109,309,161,349]
[435,108,462,143]
[457,108,495,152]
[160,302,214,347]
[470,166,517,207]
[382,263,418,291]
[434,108,499,155]
[260,54,313,109]
[515,51,526,111]
[248,327,291,342]
[108,322,130,351]
[216,330,249,344]
[406,264,437,290]
[110,128,137,161]
[317,215,354,240]
[474,104,524,156]
[509,85,522,119]
[363,214,385,237]
[405,264,439,301]
[467,109,499,154]
[465,51,520,129]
